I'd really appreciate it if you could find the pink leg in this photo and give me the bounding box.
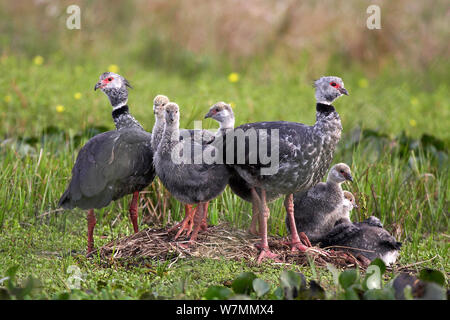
[252,189,279,263]
[248,202,260,235]
[168,204,192,233]
[187,202,207,245]
[87,209,96,254]
[200,202,209,231]
[129,191,140,233]
[285,194,309,252]
[174,205,197,240]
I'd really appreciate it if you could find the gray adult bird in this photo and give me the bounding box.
[287,163,353,244]
[318,216,402,266]
[58,72,155,254]
[204,102,281,235]
[225,76,348,263]
[154,102,230,245]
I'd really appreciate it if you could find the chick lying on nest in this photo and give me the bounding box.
[288,166,402,266]
[317,215,402,266]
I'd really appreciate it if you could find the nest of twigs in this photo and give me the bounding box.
[98,223,374,269]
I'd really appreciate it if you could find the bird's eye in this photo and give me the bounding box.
[108,77,113,81]
[215,108,219,112]
[340,170,344,173]
[330,82,337,87]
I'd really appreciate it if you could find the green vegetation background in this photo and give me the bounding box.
[0,1,448,299]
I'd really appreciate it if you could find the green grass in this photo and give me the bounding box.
[0,55,448,299]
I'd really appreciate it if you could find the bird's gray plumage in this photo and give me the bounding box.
[154,103,230,205]
[151,95,170,152]
[318,216,402,265]
[204,102,282,203]
[228,104,342,196]
[59,72,155,210]
[152,97,215,158]
[286,163,353,243]
[225,77,347,199]
[219,76,348,261]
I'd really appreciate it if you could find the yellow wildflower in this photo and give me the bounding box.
[358,78,369,88]
[108,64,119,73]
[410,97,419,106]
[33,55,44,66]
[74,92,82,100]
[229,101,236,109]
[56,105,65,113]
[228,72,239,83]
[4,95,12,103]
[409,119,417,127]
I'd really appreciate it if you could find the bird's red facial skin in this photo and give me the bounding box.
[330,82,340,88]
[99,77,114,89]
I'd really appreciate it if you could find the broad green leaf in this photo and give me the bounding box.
[344,288,360,300]
[418,269,445,287]
[369,258,386,275]
[339,269,358,289]
[271,287,284,300]
[363,288,396,300]
[203,286,233,300]
[280,270,304,290]
[252,278,270,297]
[231,272,257,295]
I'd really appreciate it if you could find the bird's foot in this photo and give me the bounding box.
[298,232,312,247]
[289,241,309,252]
[177,241,194,249]
[200,221,208,232]
[169,216,194,240]
[256,247,280,264]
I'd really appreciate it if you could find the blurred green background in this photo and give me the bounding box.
[0,0,449,140]
[0,0,448,299]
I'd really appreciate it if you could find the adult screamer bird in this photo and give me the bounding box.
[58,72,155,254]
[227,76,348,263]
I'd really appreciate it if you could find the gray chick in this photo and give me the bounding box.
[318,216,402,266]
[287,163,353,243]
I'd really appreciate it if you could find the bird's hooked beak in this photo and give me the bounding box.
[94,81,103,91]
[339,87,349,95]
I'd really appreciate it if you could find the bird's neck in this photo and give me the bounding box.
[316,102,335,115]
[112,105,143,130]
[151,116,166,150]
[160,122,180,154]
[219,117,235,131]
[313,102,342,141]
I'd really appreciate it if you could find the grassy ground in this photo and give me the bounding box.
[0,56,448,299]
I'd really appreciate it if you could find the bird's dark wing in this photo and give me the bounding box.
[316,222,360,247]
[227,121,318,177]
[59,129,154,209]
